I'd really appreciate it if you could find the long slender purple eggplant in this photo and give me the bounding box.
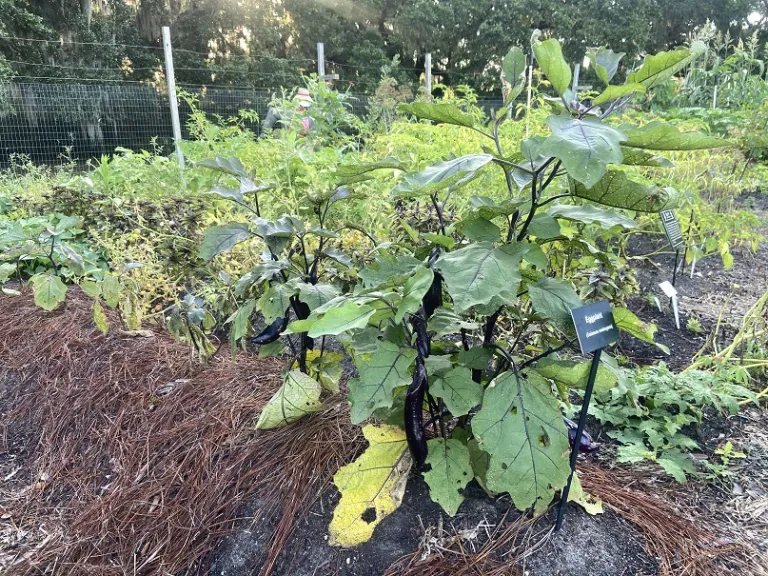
[564,416,600,453]
[250,315,288,344]
[405,356,428,467]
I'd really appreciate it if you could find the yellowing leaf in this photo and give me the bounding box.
[92,299,109,334]
[569,474,603,515]
[329,424,412,547]
[255,370,324,430]
[29,273,67,311]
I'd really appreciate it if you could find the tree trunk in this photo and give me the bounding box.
[81,0,92,28]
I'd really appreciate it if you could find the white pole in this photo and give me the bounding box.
[525,53,534,137]
[162,26,184,170]
[317,42,325,78]
[572,63,581,97]
[425,53,432,96]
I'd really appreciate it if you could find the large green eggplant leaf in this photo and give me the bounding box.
[622,121,730,151]
[199,223,252,261]
[534,357,618,395]
[588,48,625,85]
[423,438,474,516]
[358,254,422,289]
[395,266,434,322]
[436,242,527,313]
[627,41,706,88]
[30,273,67,311]
[572,170,678,212]
[198,156,248,177]
[532,37,571,95]
[460,217,501,242]
[393,154,493,197]
[297,282,341,311]
[526,214,562,240]
[502,47,527,102]
[620,147,673,167]
[527,277,581,333]
[308,301,376,338]
[257,283,296,323]
[256,370,324,429]
[430,367,484,417]
[539,116,626,188]
[592,83,645,105]
[348,340,417,424]
[547,204,637,230]
[398,102,476,129]
[472,371,571,515]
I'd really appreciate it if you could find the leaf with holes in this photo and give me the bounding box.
[539,116,626,188]
[431,367,484,417]
[472,371,571,515]
[348,340,417,424]
[572,170,678,212]
[423,438,474,516]
[436,242,527,314]
[329,424,412,547]
[256,370,324,430]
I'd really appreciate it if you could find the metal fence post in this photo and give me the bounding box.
[162,26,184,170]
[425,53,432,96]
[317,42,325,78]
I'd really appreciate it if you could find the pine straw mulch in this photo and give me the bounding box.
[0,288,762,576]
[0,289,363,576]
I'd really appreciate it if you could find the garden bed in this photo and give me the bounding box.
[1,255,767,576]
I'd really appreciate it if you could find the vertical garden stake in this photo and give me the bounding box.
[556,301,618,530]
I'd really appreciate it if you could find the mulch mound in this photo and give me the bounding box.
[0,289,756,575]
[0,289,362,575]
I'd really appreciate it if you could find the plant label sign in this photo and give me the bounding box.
[659,209,684,250]
[659,281,681,330]
[570,301,619,355]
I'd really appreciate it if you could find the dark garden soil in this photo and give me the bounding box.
[620,190,768,370]
[2,195,768,576]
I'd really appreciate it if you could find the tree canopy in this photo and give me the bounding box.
[0,0,764,94]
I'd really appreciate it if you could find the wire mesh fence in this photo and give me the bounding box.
[0,81,379,168]
[0,79,503,169]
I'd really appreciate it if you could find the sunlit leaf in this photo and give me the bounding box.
[256,370,324,429]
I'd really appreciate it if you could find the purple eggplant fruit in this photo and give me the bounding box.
[251,315,288,345]
[564,416,600,453]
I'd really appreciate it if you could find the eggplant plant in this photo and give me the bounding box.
[200,35,732,547]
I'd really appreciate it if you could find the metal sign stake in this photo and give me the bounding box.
[556,347,602,530]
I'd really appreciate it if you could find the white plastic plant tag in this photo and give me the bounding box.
[659,281,678,299]
[671,295,681,330]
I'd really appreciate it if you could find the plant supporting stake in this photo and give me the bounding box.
[672,248,680,287]
[555,347,602,531]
